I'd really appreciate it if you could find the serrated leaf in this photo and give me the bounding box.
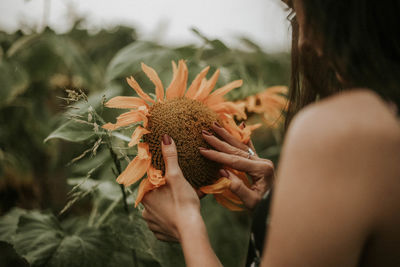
[14,212,113,267]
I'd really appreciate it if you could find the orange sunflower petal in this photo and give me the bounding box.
[135,178,154,207]
[204,79,243,106]
[221,115,242,141]
[166,60,188,99]
[141,63,164,101]
[134,166,166,207]
[105,96,149,109]
[221,189,243,205]
[199,177,231,194]
[102,110,148,130]
[116,157,151,187]
[185,66,210,99]
[116,143,151,187]
[128,126,150,147]
[148,166,166,187]
[209,101,247,120]
[214,194,244,211]
[126,76,155,104]
[193,69,220,101]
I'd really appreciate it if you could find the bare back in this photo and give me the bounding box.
[261,90,400,267]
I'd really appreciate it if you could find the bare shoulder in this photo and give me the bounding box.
[281,88,400,210]
[285,90,400,158]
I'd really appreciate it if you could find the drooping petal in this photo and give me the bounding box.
[199,177,231,194]
[193,69,220,101]
[105,96,149,109]
[134,166,166,207]
[126,76,155,104]
[135,178,153,207]
[185,66,210,99]
[137,142,151,159]
[214,194,244,211]
[209,101,247,120]
[116,143,151,187]
[128,126,150,147]
[221,189,243,205]
[148,166,166,187]
[204,80,243,106]
[141,63,164,101]
[102,110,148,130]
[166,60,187,99]
[221,115,242,141]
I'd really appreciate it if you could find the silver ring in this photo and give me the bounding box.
[247,148,255,158]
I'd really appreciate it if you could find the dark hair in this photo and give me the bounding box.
[285,0,400,129]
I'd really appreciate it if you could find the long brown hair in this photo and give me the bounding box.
[284,0,400,130]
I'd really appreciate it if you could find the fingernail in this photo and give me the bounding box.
[202,130,212,136]
[214,122,222,128]
[199,147,208,151]
[219,169,229,178]
[162,134,171,145]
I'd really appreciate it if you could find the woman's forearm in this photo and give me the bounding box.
[177,211,222,267]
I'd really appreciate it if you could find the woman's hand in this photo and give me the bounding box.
[142,134,202,242]
[200,122,275,210]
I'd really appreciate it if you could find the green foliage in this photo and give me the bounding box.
[0,16,289,267]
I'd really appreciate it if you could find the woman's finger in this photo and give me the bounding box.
[225,169,261,210]
[202,131,251,159]
[212,122,249,151]
[161,134,184,181]
[199,148,264,175]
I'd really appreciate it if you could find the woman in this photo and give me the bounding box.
[141,0,400,266]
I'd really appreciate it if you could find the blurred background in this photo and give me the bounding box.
[0,0,291,266]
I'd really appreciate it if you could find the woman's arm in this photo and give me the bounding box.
[141,135,222,267]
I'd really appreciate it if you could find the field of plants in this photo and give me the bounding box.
[0,19,290,266]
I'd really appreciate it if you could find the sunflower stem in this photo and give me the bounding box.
[107,140,129,214]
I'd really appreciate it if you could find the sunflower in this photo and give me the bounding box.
[239,86,288,127]
[103,60,261,210]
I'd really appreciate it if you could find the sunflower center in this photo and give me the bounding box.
[143,97,221,188]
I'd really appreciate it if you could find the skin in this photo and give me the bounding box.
[142,0,400,265]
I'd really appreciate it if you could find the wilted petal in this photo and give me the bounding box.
[166,60,188,99]
[204,80,243,106]
[209,101,247,120]
[105,96,148,109]
[128,126,151,147]
[116,156,151,187]
[141,63,164,101]
[126,76,155,104]
[199,177,231,194]
[102,110,148,130]
[185,66,210,99]
[214,194,244,211]
[193,69,220,101]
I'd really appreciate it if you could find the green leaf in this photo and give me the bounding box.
[107,210,185,267]
[0,208,28,243]
[14,212,113,267]
[0,60,29,107]
[105,41,179,83]
[44,120,97,143]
